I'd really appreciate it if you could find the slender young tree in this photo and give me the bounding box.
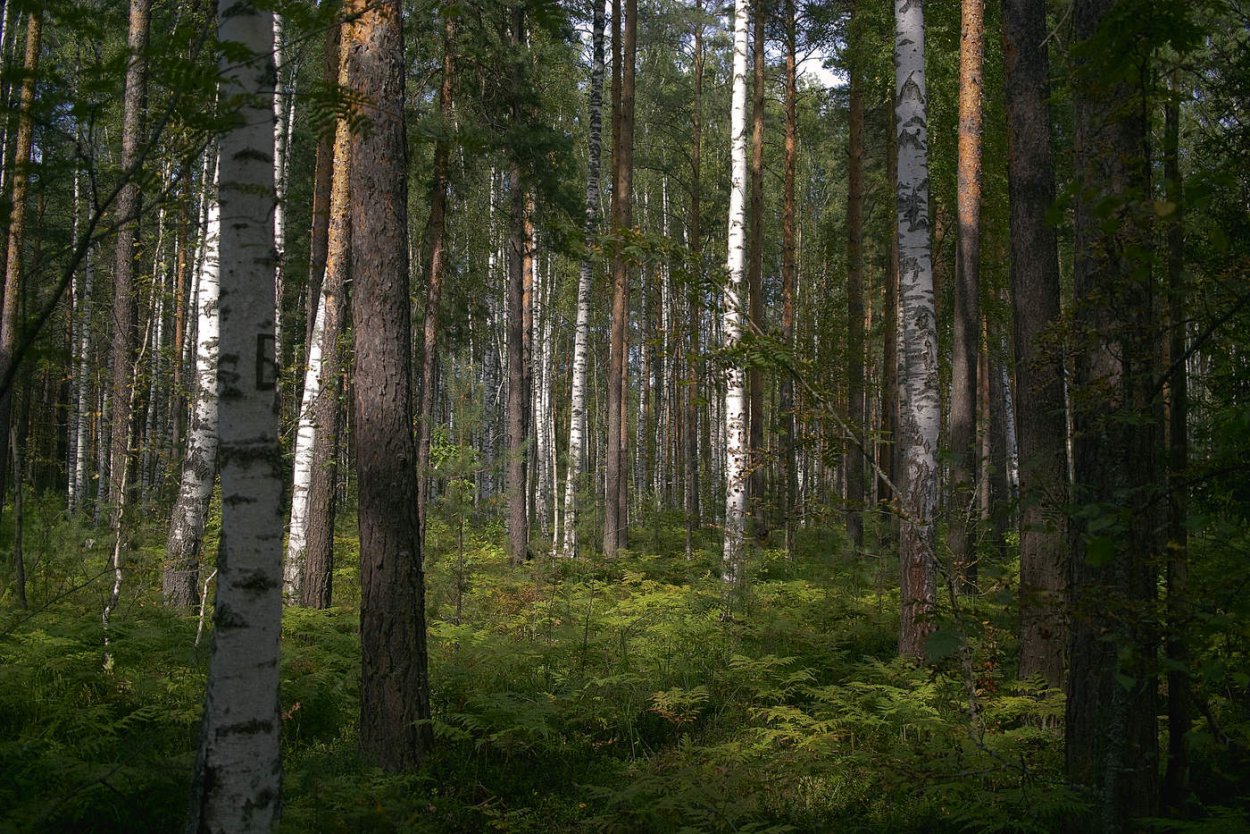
[301,29,353,609]
[1066,0,1160,824]
[1162,69,1190,812]
[107,0,152,511]
[1001,0,1067,687]
[416,6,457,548]
[893,0,939,659]
[187,3,283,827]
[561,0,606,558]
[684,0,705,558]
[845,0,866,553]
[346,0,434,768]
[723,0,750,582]
[779,0,797,552]
[163,162,219,609]
[746,0,766,541]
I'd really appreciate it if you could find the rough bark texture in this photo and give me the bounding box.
[894,0,939,660]
[604,0,636,557]
[416,8,456,547]
[747,0,766,542]
[561,0,604,557]
[0,9,40,517]
[187,4,283,828]
[1066,0,1160,827]
[506,161,530,565]
[163,177,219,609]
[1001,0,1067,688]
[879,119,900,542]
[845,10,865,553]
[107,0,151,512]
[722,0,750,583]
[346,0,433,769]
[304,16,340,362]
[949,0,983,590]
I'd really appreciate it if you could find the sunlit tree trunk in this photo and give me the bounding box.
[722,0,750,583]
[187,2,283,826]
[560,0,605,558]
[949,0,984,590]
[1001,0,1067,687]
[0,8,40,520]
[301,45,352,609]
[893,0,939,660]
[284,296,323,602]
[346,0,434,769]
[163,163,219,609]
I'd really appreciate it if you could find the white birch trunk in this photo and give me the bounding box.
[894,0,939,659]
[188,2,283,826]
[271,13,288,358]
[284,294,324,601]
[722,0,750,581]
[560,0,605,557]
[163,164,219,607]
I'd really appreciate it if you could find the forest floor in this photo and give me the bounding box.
[0,496,1242,832]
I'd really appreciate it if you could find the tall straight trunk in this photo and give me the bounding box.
[170,166,192,455]
[72,217,94,513]
[416,7,456,547]
[560,0,605,558]
[0,9,39,520]
[845,3,865,552]
[163,164,219,609]
[684,0,704,557]
[1001,0,1067,687]
[723,0,750,582]
[187,3,283,827]
[746,0,767,541]
[345,0,433,769]
[304,16,340,362]
[604,0,636,557]
[506,166,530,564]
[779,0,797,553]
[107,0,151,511]
[1066,0,1159,826]
[1162,71,1190,813]
[301,90,350,610]
[879,114,900,528]
[272,13,289,368]
[284,296,323,601]
[893,0,939,660]
[949,0,984,590]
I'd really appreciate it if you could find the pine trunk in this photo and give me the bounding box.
[747,0,767,542]
[845,3,865,552]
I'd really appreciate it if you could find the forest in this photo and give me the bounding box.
[0,0,1248,830]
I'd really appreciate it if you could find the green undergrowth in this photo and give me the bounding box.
[0,501,1239,832]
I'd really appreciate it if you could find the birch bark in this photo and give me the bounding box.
[893,0,939,659]
[559,0,605,558]
[187,0,283,824]
[722,0,750,583]
[163,171,220,609]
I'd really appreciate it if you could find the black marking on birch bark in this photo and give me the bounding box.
[216,717,275,737]
[256,334,276,390]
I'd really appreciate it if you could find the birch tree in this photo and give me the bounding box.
[561,0,606,557]
[163,163,219,609]
[722,0,750,582]
[893,0,939,659]
[187,1,283,825]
